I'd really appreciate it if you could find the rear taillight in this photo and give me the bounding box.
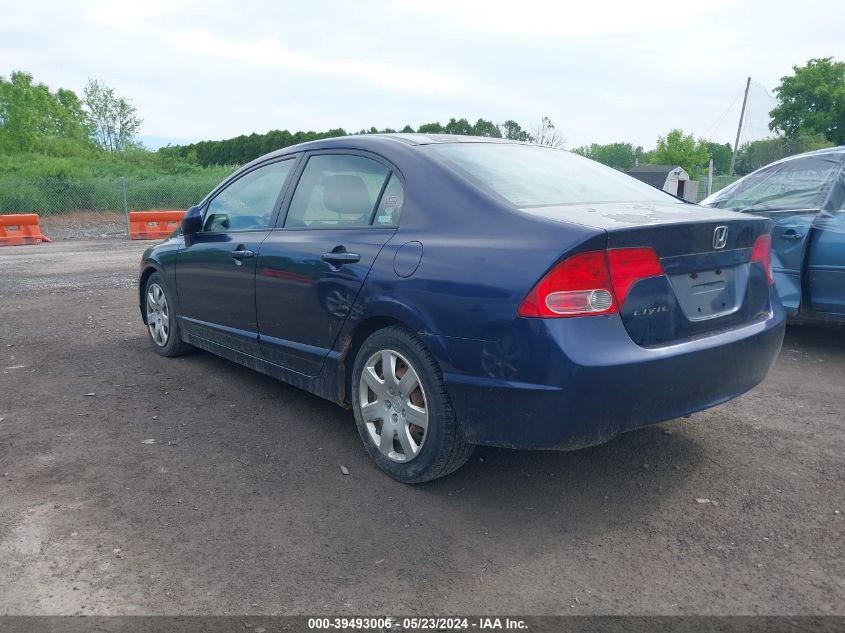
[518,247,664,318]
[606,248,663,305]
[751,234,774,284]
[518,251,615,317]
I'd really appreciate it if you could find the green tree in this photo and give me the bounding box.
[703,141,732,174]
[417,121,445,134]
[0,71,91,153]
[649,129,710,175]
[571,142,645,171]
[83,79,142,154]
[499,119,532,142]
[0,71,52,151]
[471,118,502,138]
[444,117,474,135]
[770,57,845,145]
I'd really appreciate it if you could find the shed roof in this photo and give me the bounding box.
[627,164,683,174]
[627,164,685,189]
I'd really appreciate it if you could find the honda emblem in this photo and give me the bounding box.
[713,226,728,249]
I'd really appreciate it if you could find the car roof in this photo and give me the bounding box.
[281,132,520,151]
[371,133,520,145]
[763,144,845,168]
[702,144,845,211]
[241,133,525,171]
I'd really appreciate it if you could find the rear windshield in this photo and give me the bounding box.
[426,143,674,207]
[704,154,844,212]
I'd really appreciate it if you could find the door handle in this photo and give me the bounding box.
[782,230,804,241]
[321,251,361,265]
[231,247,255,260]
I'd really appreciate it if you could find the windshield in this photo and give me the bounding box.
[426,143,676,207]
[703,154,843,212]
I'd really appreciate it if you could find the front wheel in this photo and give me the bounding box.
[351,326,474,483]
[144,272,191,357]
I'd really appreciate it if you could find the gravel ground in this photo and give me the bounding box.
[39,212,130,241]
[0,239,843,616]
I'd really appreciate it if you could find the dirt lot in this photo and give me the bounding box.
[0,239,843,616]
[39,211,129,242]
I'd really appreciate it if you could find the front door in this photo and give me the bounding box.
[176,158,297,355]
[256,153,405,375]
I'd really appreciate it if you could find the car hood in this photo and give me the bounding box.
[518,201,752,231]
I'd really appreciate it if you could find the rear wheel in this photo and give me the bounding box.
[351,326,474,483]
[144,272,191,357]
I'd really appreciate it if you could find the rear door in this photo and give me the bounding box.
[176,158,297,356]
[807,210,845,315]
[256,152,404,375]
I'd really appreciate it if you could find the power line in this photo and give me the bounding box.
[702,91,743,138]
[750,80,777,102]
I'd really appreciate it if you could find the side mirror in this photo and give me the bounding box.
[181,205,203,244]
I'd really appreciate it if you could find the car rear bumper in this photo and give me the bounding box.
[424,303,785,450]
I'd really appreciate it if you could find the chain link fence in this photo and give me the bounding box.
[696,174,741,202]
[0,173,224,216]
[0,172,232,238]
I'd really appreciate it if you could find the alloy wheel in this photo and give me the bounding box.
[358,349,429,462]
[146,283,170,346]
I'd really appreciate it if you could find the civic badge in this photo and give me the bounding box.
[713,226,728,249]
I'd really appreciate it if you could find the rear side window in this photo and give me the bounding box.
[373,174,405,226]
[284,154,392,228]
[204,159,294,232]
[427,143,672,207]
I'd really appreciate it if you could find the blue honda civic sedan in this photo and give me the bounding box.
[139,134,785,482]
[702,146,845,325]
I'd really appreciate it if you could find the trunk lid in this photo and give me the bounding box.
[520,202,774,346]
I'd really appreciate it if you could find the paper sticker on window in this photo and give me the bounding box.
[384,195,399,209]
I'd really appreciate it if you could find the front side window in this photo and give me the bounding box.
[204,159,295,232]
[285,154,391,228]
[426,143,674,207]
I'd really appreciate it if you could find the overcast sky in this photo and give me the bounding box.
[1,0,842,149]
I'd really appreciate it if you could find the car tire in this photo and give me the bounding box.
[351,326,475,483]
[144,272,192,357]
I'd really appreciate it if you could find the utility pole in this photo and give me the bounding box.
[707,158,714,198]
[729,77,751,176]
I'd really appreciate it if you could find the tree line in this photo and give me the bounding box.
[158,117,564,167]
[1,56,842,182]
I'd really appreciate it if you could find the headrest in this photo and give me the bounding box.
[322,175,373,214]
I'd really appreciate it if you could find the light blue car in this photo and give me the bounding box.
[702,146,845,325]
